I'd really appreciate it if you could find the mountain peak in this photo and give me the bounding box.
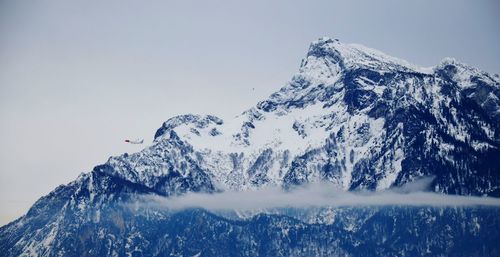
[306,37,342,58]
[303,37,432,75]
[434,57,475,73]
[154,114,223,140]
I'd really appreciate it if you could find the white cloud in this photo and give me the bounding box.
[131,177,500,211]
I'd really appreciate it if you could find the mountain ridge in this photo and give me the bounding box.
[146,37,499,194]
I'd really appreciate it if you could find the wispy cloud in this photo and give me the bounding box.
[131,177,500,211]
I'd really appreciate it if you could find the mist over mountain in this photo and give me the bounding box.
[1,38,499,257]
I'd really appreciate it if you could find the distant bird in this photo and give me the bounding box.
[124,139,144,144]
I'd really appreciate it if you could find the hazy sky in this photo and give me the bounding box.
[0,0,499,225]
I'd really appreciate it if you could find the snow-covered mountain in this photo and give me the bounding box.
[1,37,499,256]
[106,37,500,196]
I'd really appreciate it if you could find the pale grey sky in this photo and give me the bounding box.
[0,0,499,225]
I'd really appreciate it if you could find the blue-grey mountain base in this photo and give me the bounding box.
[1,38,499,256]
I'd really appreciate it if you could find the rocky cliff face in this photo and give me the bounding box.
[1,37,499,256]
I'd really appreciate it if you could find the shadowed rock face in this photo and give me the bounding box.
[2,201,499,257]
[1,38,499,256]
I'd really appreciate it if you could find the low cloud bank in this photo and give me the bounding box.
[132,178,500,211]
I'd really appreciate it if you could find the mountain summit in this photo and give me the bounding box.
[119,37,499,195]
[1,38,499,257]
